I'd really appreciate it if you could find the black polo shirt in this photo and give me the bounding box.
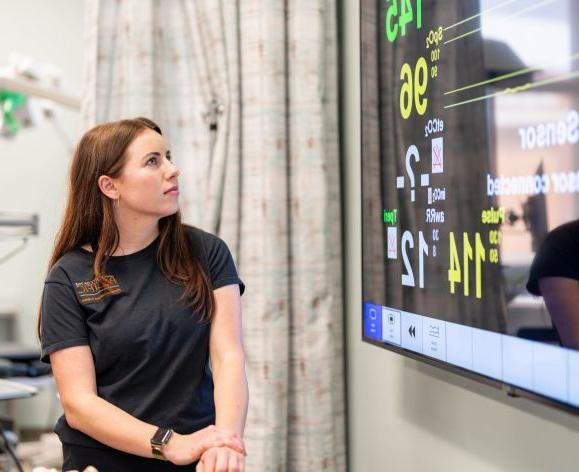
[527,219,579,295]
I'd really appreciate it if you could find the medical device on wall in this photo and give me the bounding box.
[0,212,39,265]
[0,54,80,143]
[361,0,579,414]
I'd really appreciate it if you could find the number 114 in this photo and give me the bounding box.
[448,232,485,299]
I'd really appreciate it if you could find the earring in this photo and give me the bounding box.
[114,195,120,209]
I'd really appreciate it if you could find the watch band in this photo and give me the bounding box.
[150,427,173,460]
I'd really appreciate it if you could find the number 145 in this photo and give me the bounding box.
[386,0,423,43]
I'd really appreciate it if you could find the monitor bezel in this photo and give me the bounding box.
[357,0,579,417]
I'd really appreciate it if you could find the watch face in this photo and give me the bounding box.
[151,428,172,445]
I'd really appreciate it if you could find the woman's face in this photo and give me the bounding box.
[114,128,180,219]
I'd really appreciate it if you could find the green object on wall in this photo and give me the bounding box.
[0,90,28,135]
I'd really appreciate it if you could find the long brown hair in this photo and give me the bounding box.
[37,117,214,340]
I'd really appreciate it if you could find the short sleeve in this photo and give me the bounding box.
[527,221,579,296]
[201,232,245,296]
[40,281,89,364]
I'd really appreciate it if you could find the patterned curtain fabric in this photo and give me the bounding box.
[83,1,345,470]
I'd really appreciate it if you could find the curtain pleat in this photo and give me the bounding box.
[82,1,345,469]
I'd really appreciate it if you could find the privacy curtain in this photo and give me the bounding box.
[82,1,345,470]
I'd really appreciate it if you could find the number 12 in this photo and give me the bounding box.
[402,230,428,288]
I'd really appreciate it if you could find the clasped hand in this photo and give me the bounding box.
[196,444,245,472]
[163,425,246,469]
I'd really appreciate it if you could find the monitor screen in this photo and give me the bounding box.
[361,0,579,411]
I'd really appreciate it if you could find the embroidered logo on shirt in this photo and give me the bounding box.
[74,275,122,304]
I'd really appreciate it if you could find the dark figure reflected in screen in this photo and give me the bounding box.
[527,220,579,350]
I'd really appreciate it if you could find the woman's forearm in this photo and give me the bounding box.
[212,354,249,438]
[66,393,245,465]
[65,393,160,458]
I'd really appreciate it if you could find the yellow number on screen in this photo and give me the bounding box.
[448,232,461,294]
[415,57,428,116]
[400,62,413,119]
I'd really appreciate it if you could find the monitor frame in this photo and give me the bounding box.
[358,0,579,417]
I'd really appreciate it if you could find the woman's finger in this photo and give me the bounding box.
[214,447,229,472]
[218,433,245,454]
[202,449,217,472]
[236,452,245,472]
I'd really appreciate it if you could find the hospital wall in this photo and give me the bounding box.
[341,1,579,471]
[0,0,84,429]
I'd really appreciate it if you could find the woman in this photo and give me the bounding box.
[38,117,248,471]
